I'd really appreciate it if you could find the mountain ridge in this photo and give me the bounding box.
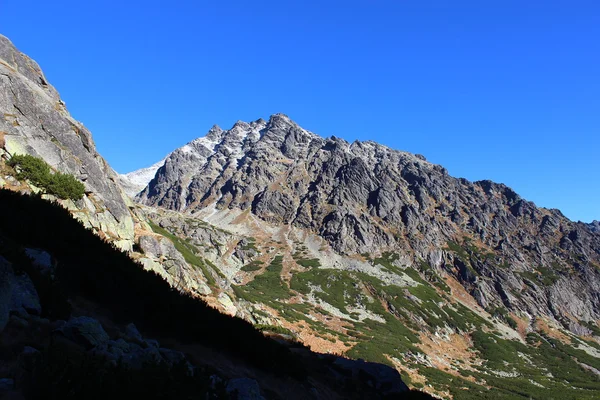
[135,114,600,338]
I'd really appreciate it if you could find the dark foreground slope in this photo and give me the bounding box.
[0,189,432,400]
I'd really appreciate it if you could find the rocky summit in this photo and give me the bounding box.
[126,114,600,398]
[136,114,600,334]
[1,33,599,399]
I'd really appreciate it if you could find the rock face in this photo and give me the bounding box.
[0,35,135,250]
[137,114,600,332]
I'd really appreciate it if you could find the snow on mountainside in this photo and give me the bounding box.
[119,118,270,198]
[119,158,167,197]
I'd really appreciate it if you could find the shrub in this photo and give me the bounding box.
[7,154,51,185]
[7,154,85,200]
[46,172,86,200]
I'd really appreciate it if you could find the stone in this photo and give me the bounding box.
[0,34,136,251]
[218,293,237,316]
[332,357,409,395]
[124,322,143,342]
[0,378,14,392]
[225,378,265,400]
[58,316,110,349]
[24,248,54,274]
[15,346,42,386]
[0,256,14,332]
[10,273,41,316]
[120,346,162,370]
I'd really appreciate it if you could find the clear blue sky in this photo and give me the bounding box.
[2,1,598,222]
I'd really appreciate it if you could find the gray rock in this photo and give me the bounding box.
[158,348,186,365]
[58,316,110,349]
[0,378,14,392]
[137,231,213,294]
[120,346,162,370]
[0,256,14,332]
[135,114,600,334]
[10,273,41,316]
[226,378,265,400]
[124,322,143,342]
[24,248,54,274]
[15,346,42,386]
[144,339,160,348]
[332,357,409,395]
[0,34,135,251]
[9,314,29,329]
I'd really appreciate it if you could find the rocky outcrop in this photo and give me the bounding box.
[137,114,600,332]
[0,255,41,332]
[137,233,211,296]
[0,35,135,250]
[0,256,14,331]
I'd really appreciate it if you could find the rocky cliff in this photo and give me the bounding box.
[0,35,135,250]
[137,114,600,335]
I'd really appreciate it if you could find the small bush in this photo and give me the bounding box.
[7,154,85,200]
[7,154,51,185]
[46,172,86,200]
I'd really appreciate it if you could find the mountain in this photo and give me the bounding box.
[0,34,135,251]
[136,114,600,333]
[130,114,600,398]
[0,36,434,399]
[119,158,167,197]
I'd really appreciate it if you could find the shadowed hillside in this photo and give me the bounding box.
[0,188,432,399]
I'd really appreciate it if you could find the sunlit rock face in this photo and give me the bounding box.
[0,34,135,251]
[137,113,600,332]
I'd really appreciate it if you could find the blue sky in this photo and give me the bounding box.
[2,1,598,222]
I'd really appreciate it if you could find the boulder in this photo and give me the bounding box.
[0,256,14,332]
[10,273,41,316]
[124,322,143,342]
[0,378,14,392]
[24,248,54,275]
[57,316,110,349]
[332,357,409,395]
[226,378,265,400]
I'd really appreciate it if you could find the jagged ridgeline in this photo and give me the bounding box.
[125,113,600,399]
[133,113,600,335]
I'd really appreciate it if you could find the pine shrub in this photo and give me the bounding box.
[7,154,85,200]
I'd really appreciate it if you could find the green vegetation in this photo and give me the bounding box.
[489,306,519,329]
[291,268,363,313]
[255,324,294,336]
[7,154,85,200]
[581,320,600,337]
[234,255,291,304]
[295,258,321,268]
[241,260,264,272]
[240,238,258,251]
[147,220,216,285]
[292,248,321,268]
[520,265,560,287]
